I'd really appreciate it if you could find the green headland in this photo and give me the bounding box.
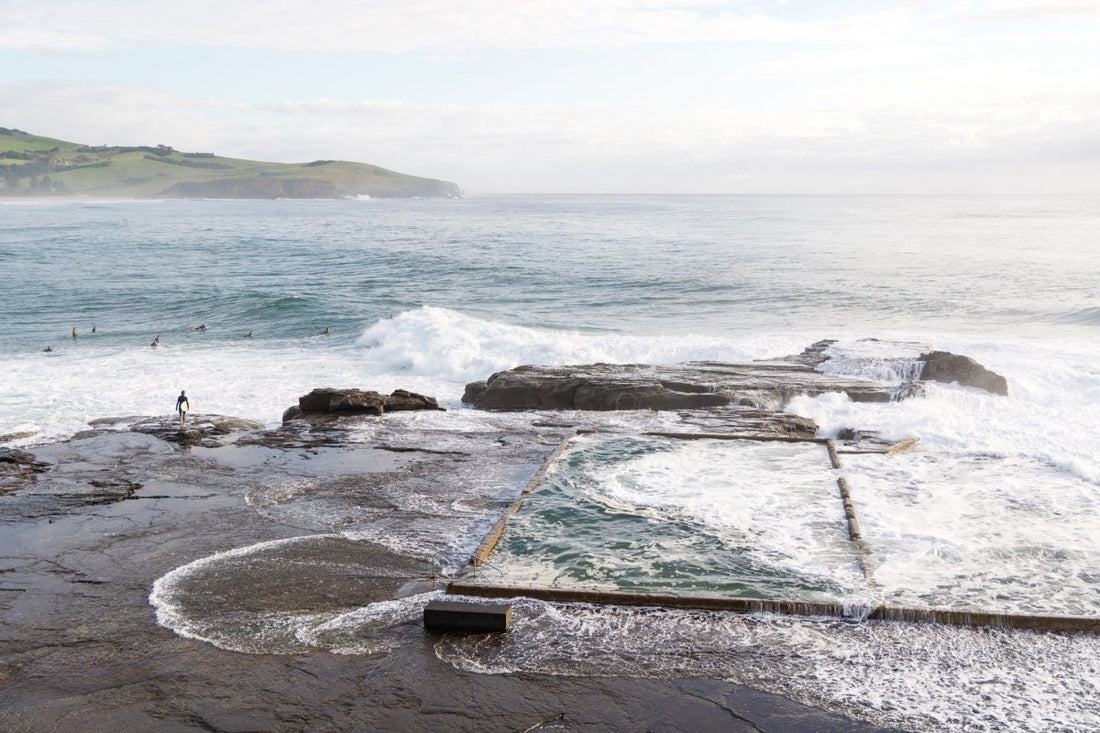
[0,127,461,199]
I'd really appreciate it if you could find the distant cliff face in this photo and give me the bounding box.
[387,178,463,199]
[157,178,341,199]
[157,176,461,199]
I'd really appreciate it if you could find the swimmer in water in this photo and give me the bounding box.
[72,327,77,338]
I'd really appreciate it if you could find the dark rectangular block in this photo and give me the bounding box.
[423,600,512,633]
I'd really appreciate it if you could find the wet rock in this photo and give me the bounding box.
[84,415,265,442]
[87,416,146,427]
[893,381,929,400]
[789,339,839,367]
[464,367,732,411]
[836,428,876,442]
[0,447,51,490]
[300,387,386,416]
[384,389,442,412]
[0,430,38,444]
[464,357,891,412]
[0,447,49,471]
[89,415,268,448]
[208,416,266,432]
[918,351,1008,396]
[288,388,440,421]
[77,477,143,505]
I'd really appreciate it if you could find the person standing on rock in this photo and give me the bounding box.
[175,390,190,427]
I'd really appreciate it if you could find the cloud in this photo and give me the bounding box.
[0,81,199,144]
[4,2,1100,192]
[974,0,1100,21]
[7,76,1099,194]
[1,1,820,53]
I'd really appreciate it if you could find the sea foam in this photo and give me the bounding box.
[1,306,810,446]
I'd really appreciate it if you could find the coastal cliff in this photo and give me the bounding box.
[0,127,461,199]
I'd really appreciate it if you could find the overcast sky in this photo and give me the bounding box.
[3,1,1100,194]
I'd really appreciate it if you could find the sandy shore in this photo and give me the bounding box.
[0,420,895,732]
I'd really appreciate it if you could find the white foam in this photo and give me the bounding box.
[148,535,329,653]
[1,307,817,446]
[843,451,1100,614]
[790,335,1100,485]
[815,338,930,384]
[355,306,810,385]
[434,599,1100,732]
[296,592,435,655]
[580,437,861,586]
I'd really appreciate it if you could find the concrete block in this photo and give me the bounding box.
[423,600,513,633]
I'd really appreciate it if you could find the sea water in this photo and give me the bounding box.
[4,195,1100,731]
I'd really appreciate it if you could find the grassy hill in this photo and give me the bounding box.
[0,127,461,199]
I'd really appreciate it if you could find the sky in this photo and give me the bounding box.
[2,0,1100,194]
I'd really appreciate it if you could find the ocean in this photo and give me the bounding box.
[3,194,1099,731]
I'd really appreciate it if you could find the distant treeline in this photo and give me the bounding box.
[2,169,69,194]
[143,154,231,170]
[2,154,104,170]
[0,148,59,160]
[78,144,176,155]
[1,144,85,194]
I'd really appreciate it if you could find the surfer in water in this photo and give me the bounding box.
[175,390,189,427]
[151,334,160,348]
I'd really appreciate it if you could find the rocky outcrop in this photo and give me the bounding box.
[384,389,443,412]
[283,388,441,422]
[0,447,46,469]
[463,357,892,413]
[80,415,269,447]
[298,388,386,416]
[918,351,1008,396]
[463,343,1011,413]
[464,367,729,411]
[0,447,51,489]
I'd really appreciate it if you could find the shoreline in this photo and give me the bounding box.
[2,341,1097,731]
[0,420,890,732]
